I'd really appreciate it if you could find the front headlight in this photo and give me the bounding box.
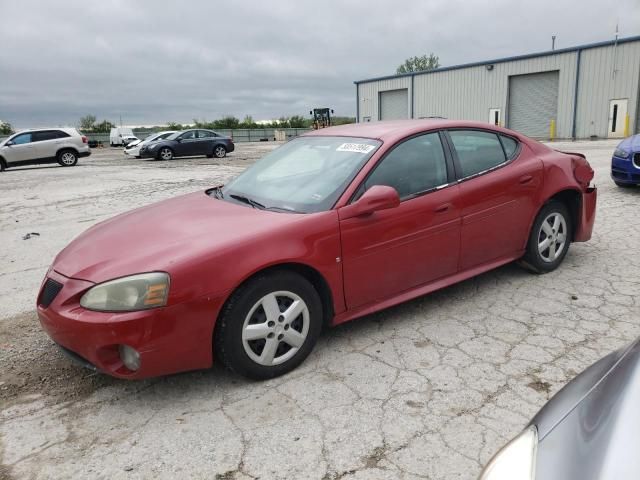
[613,148,630,159]
[80,272,170,312]
[479,426,537,480]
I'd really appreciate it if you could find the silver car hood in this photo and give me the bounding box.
[532,338,640,479]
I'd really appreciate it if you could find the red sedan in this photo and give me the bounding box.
[37,120,597,380]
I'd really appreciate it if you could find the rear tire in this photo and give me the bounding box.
[214,271,322,380]
[521,200,572,274]
[57,150,78,167]
[213,145,227,158]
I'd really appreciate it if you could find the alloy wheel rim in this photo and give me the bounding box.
[61,153,75,165]
[160,148,172,160]
[241,291,309,366]
[215,147,225,157]
[538,212,567,262]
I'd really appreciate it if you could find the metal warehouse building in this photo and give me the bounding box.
[355,36,640,139]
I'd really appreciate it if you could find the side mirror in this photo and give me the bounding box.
[339,185,400,220]
[5,141,14,146]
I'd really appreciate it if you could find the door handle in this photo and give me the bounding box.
[434,203,451,213]
[519,174,533,184]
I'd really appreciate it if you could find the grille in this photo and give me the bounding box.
[38,278,63,308]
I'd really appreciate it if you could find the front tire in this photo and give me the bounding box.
[158,147,174,161]
[521,200,571,273]
[213,145,227,158]
[57,150,78,167]
[214,271,323,380]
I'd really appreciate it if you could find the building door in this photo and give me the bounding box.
[608,99,628,138]
[379,89,408,120]
[508,71,559,138]
[489,108,501,126]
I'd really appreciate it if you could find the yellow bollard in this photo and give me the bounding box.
[624,114,630,137]
[549,119,556,141]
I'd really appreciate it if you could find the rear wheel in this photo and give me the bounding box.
[214,145,227,158]
[57,150,78,167]
[158,147,173,161]
[521,200,571,273]
[214,271,322,380]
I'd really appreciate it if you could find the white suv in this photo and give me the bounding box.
[0,128,91,171]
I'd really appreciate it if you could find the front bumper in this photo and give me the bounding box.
[124,146,141,157]
[574,186,597,242]
[36,269,226,379]
[611,155,640,184]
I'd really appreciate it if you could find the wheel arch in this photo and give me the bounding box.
[0,155,7,170]
[545,188,581,240]
[213,262,335,343]
[56,146,79,157]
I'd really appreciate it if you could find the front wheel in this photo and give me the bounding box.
[158,147,173,161]
[57,150,78,167]
[521,200,571,273]
[214,271,323,380]
[213,145,227,158]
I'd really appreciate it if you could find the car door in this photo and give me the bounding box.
[446,129,543,270]
[176,130,198,156]
[196,130,216,155]
[2,132,35,163]
[339,132,461,309]
[31,130,60,159]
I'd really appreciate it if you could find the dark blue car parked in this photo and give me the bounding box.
[611,134,640,187]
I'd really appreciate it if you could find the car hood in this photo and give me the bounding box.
[533,338,640,479]
[126,139,142,148]
[616,134,640,152]
[53,191,305,284]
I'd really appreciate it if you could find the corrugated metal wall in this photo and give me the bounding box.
[575,41,640,137]
[356,39,640,139]
[357,76,411,122]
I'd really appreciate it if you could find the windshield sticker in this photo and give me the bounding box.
[336,143,375,154]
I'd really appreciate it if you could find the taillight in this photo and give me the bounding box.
[572,156,594,187]
[82,135,88,144]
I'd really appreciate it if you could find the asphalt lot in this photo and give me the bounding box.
[1,139,639,479]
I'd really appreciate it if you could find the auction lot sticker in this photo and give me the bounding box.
[336,143,376,154]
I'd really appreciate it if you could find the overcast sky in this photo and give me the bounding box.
[1,0,639,128]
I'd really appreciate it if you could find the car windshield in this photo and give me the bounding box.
[221,136,381,213]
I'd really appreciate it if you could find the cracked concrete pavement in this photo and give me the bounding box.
[1,139,639,479]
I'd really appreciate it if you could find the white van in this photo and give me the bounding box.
[110,127,137,147]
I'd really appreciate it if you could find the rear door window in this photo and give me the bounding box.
[32,131,58,142]
[448,130,507,178]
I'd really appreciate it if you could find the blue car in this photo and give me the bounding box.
[611,134,640,187]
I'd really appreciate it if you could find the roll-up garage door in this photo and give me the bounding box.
[508,71,559,138]
[379,89,408,120]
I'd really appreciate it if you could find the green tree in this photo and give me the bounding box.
[240,115,257,128]
[396,53,440,74]
[166,121,184,130]
[93,120,115,133]
[0,121,14,135]
[288,115,307,128]
[78,114,97,131]
[213,116,240,129]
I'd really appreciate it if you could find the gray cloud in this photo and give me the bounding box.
[1,0,639,127]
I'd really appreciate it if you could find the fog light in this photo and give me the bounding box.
[119,344,140,371]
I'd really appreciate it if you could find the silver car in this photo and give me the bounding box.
[0,127,91,171]
[480,338,640,479]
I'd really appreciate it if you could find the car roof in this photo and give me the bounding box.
[14,127,79,135]
[304,119,523,143]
